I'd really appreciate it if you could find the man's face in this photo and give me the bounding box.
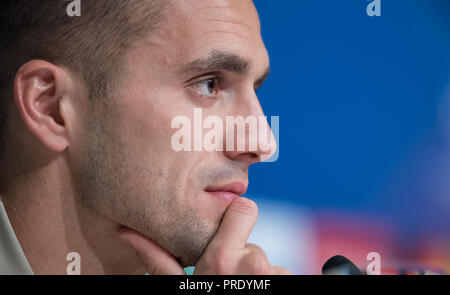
[74,0,273,266]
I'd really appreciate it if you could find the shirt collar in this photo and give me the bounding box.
[0,196,34,275]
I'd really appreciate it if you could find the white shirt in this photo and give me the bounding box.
[0,197,34,275]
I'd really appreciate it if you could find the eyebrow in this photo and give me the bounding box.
[180,50,250,75]
[179,50,270,87]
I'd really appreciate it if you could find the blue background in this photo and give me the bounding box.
[249,0,450,238]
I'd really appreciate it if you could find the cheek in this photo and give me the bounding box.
[110,93,195,193]
[114,84,219,205]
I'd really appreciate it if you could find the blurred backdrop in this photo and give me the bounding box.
[246,0,450,274]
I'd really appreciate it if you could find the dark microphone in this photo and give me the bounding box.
[322,255,363,275]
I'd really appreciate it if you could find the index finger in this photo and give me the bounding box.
[117,226,186,275]
[208,197,258,251]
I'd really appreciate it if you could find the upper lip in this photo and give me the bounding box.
[205,182,248,196]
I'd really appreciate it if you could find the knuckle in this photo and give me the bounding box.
[243,246,271,274]
[203,247,236,275]
[245,243,261,250]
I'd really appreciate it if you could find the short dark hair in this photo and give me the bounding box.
[0,0,169,154]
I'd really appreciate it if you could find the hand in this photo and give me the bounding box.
[118,197,292,275]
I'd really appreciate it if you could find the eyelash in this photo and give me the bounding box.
[189,75,223,99]
[187,74,264,100]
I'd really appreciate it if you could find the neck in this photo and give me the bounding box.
[1,156,145,275]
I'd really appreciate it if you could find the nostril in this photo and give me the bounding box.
[240,152,259,165]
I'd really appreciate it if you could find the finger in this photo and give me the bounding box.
[271,266,292,275]
[240,244,271,275]
[244,243,269,262]
[117,226,185,275]
[208,197,258,251]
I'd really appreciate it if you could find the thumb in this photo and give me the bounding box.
[117,226,186,275]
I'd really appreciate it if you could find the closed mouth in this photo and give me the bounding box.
[204,182,247,196]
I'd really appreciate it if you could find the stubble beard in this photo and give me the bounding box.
[75,113,219,268]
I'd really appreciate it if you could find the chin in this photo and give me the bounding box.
[169,222,219,268]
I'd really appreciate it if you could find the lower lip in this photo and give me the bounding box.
[206,191,239,204]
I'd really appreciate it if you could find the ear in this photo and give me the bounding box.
[14,60,71,152]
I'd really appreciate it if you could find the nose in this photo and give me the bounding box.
[223,96,277,166]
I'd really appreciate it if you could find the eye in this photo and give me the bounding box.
[191,77,221,98]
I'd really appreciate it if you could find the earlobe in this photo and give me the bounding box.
[14,60,70,153]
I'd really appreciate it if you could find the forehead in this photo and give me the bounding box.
[180,0,261,29]
[136,0,268,74]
